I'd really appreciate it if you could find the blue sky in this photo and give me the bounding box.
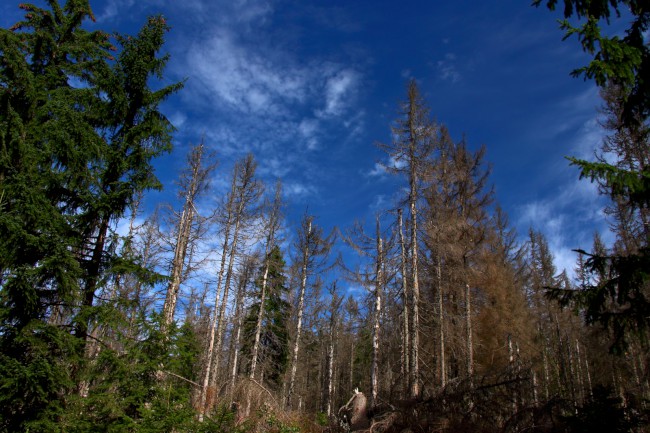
[1,0,620,279]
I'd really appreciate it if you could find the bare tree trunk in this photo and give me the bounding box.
[229,257,254,398]
[199,155,260,420]
[327,325,336,416]
[575,340,585,404]
[508,335,517,413]
[398,209,410,396]
[409,187,420,399]
[246,183,282,416]
[542,338,550,401]
[163,141,212,332]
[286,217,312,409]
[249,257,269,381]
[371,215,383,408]
[326,287,342,417]
[209,213,243,388]
[349,337,355,392]
[437,253,446,389]
[163,205,193,330]
[198,179,235,422]
[212,156,260,391]
[465,283,473,377]
[585,351,593,399]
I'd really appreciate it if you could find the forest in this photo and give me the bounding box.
[0,0,648,432]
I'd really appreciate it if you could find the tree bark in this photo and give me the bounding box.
[286,217,312,409]
[162,143,205,331]
[397,209,410,395]
[371,215,383,408]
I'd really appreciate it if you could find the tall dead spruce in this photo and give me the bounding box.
[199,154,262,420]
[246,182,283,416]
[162,140,216,333]
[379,80,436,398]
[286,214,334,409]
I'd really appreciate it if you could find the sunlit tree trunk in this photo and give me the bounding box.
[229,256,255,398]
[162,141,213,332]
[326,285,342,417]
[398,209,410,395]
[371,215,383,408]
[246,182,283,416]
[199,155,260,421]
[437,253,446,389]
[286,217,312,409]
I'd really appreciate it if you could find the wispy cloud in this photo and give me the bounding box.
[171,0,365,205]
[186,29,309,116]
[284,182,317,200]
[515,157,612,278]
[366,155,407,177]
[437,53,461,83]
[317,69,360,118]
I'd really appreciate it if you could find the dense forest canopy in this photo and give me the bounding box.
[0,0,648,432]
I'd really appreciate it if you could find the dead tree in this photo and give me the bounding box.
[246,182,283,416]
[162,140,216,332]
[286,214,334,409]
[199,154,261,420]
[378,80,436,399]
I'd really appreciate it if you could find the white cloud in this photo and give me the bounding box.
[186,30,309,116]
[95,0,135,22]
[368,162,387,177]
[317,69,359,118]
[298,118,320,150]
[515,170,612,279]
[367,155,407,177]
[258,156,294,178]
[437,53,461,83]
[168,111,187,129]
[283,182,317,199]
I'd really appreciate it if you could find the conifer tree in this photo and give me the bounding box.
[0,2,181,429]
[243,245,290,392]
[379,80,436,398]
[536,0,650,352]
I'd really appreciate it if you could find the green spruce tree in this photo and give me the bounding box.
[243,245,290,391]
[0,1,182,430]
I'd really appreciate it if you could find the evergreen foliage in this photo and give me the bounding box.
[1,0,648,431]
[537,0,650,352]
[243,245,290,391]
[0,1,182,430]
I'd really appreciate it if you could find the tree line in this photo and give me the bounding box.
[0,1,648,432]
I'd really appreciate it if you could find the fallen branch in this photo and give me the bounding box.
[246,377,282,410]
[159,370,202,388]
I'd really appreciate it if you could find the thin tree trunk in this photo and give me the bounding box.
[286,218,312,409]
[162,205,193,331]
[465,283,473,378]
[575,340,585,404]
[509,335,517,413]
[371,215,383,408]
[327,308,336,416]
[409,193,420,398]
[198,172,236,421]
[162,142,205,332]
[245,183,282,416]
[437,253,445,389]
[229,259,252,398]
[209,212,244,388]
[542,335,550,400]
[408,106,421,398]
[398,209,410,395]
